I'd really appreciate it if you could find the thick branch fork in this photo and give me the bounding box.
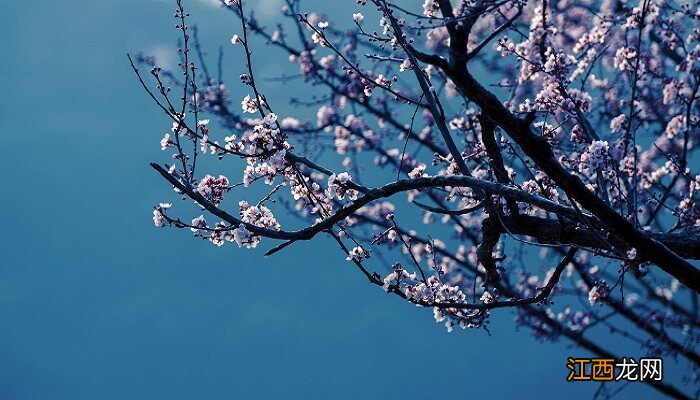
[442,65,700,292]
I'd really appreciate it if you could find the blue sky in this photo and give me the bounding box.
[0,1,679,398]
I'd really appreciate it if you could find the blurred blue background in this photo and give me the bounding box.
[0,1,680,398]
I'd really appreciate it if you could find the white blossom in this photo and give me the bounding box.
[610,114,627,134]
[160,133,171,150]
[153,203,172,227]
[580,140,610,170]
[588,281,609,305]
[241,95,258,113]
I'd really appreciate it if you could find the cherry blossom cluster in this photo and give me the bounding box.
[135,0,700,394]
